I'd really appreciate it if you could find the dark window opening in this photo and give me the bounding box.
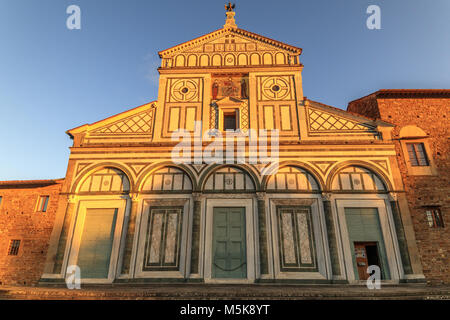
[366,244,381,269]
[406,143,429,166]
[37,195,49,212]
[426,207,444,228]
[223,111,238,131]
[8,240,20,256]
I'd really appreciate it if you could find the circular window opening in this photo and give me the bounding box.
[181,87,189,94]
[272,85,280,92]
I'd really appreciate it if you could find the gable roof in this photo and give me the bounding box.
[0,179,64,188]
[307,99,394,126]
[348,89,450,105]
[158,27,303,58]
[67,101,157,137]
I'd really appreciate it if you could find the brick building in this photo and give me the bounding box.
[348,90,450,284]
[0,7,448,288]
[0,180,63,285]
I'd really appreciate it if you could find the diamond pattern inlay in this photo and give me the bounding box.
[308,108,373,132]
[93,109,155,134]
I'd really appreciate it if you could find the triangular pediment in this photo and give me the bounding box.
[306,100,378,133]
[159,27,302,58]
[67,101,157,136]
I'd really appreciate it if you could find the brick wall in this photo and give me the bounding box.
[348,92,450,284]
[0,181,63,286]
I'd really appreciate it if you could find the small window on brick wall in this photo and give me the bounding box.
[425,207,444,228]
[36,195,49,212]
[8,240,21,256]
[0,196,3,207]
[406,143,429,166]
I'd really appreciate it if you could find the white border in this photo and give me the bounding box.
[333,194,404,283]
[203,197,256,283]
[268,194,330,280]
[133,194,192,279]
[65,197,129,284]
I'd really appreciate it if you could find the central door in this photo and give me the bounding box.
[212,207,247,279]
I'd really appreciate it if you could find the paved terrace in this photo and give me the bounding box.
[0,284,449,300]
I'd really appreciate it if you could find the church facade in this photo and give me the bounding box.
[2,7,448,287]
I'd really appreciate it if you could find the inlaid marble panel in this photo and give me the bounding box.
[143,207,183,271]
[281,212,296,264]
[149,212,163,264]
[276,206,317,272]
[164,212,178,264]
[297,212,312,264]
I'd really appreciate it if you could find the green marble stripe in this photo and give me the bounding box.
[190,199,202,274]
[52,202,75,274]
[323,200,341,276]
[390,200,413,275]
[257,199,269,275]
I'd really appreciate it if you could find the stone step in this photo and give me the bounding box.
[1,284,449,300]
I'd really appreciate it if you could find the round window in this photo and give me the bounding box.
[181,87,189,94]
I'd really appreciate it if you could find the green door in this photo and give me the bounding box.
[345,207,390,280]
[212,207,247,279]
[77,208,118,279]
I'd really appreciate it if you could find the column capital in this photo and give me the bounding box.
[388,192,398,202]
[68,194,77,204]
[256,192,266,201]
[321,192,333,201]
[192,192,204,202]
[129,193,140,202]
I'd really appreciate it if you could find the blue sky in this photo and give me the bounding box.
[0,0,449,180]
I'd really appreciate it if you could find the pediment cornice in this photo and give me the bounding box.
[158,27,302,58]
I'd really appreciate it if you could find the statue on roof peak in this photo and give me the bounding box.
[225,2,235,12]
[224,3,237,28]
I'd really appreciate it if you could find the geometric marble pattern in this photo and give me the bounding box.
[204,166,255,192]
[266,166,319,191]
[308,108,373,131]
[142,167,192,192]
[209,103,218,130]
[93,110,154,134]
[277,206,317,272]
[370,160,389,173]
[310,161,336,175]
[240,100,249,132]
[143,207,183,271]
[331,166,386,191]
[78,168,130,193]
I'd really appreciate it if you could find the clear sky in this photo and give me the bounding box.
[0,0,449,180]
